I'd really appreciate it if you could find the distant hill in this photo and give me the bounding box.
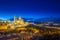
[0,19,4,21]
[34,17,60,23]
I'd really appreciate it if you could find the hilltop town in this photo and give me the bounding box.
[0,16,60,40]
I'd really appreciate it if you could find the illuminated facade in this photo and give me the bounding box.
[14,15,25,25]
[7,15,30,29]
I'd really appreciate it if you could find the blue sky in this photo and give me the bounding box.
[0,0,60,19]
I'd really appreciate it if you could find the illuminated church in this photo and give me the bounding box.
[14,16,25,25]
[7,15,30,29]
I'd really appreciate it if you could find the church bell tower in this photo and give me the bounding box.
[14,15,16,23]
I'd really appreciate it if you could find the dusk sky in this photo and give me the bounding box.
[0,0,60,19]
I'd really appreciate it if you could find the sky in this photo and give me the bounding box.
[0,0,60,19]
